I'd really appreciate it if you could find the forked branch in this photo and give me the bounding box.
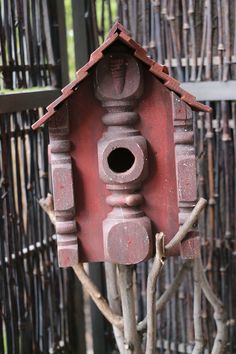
[198,258,227,354]
[137,260,192,332]
[39,194,212,354]
[138,198,207,334]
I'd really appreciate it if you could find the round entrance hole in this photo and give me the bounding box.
[108,147,135,173]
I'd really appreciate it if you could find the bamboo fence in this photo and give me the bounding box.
[0,1,80,353]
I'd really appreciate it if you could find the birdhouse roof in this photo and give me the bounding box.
[32,21,211,130]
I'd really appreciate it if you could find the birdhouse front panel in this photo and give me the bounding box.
[66,53,179,264]
[32,22,211,267]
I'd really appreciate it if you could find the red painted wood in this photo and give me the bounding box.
[137,70,179,255]
[49,105,78,266]
[68,66,181,262]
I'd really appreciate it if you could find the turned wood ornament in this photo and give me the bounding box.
[95,45,152,264]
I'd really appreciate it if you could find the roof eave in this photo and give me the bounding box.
[32,22,211,130]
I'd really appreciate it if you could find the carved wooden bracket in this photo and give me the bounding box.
[48,103,78,266]
[172,93,200,258]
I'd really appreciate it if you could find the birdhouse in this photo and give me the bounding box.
[32,22,211,267]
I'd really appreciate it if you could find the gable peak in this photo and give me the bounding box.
[107,21,129,38]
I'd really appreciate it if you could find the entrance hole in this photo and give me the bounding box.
[108,147,135,173]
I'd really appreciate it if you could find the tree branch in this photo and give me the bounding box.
[145,233,165,354]
[137,260,192,332]
[105,262,125,353]
[73,263,124,330]
[192,258,204,354]
[199,258,227,354]
[39,193,56,224]
[38,194,124,331]
[165,198,207,255]
[118,265,143,354]
[39,193,210,354]
[137,198,207,336]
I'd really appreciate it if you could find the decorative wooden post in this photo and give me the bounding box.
[95,45,152,264]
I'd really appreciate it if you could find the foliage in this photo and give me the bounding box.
[64,0,117,81]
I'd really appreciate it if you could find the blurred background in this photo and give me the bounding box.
[0,0,236,353]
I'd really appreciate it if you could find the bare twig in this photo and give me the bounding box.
[165,198,207,255]
[39,193,56,224]
[38,194,124,331]
[199,259,227,354]
[146,233,165,354]
[73,263,124,330]
[192,258,204,353]
[156,260,191,311]
[139,195,207,345]
[118,265,143,354]
[39,195,209,354]
[105,262,125,353]
[137,260,192,332]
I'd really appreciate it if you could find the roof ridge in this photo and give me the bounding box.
[107,21,129,38]
[32,24,211,130]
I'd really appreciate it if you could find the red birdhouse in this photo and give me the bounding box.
[32,22,211,267]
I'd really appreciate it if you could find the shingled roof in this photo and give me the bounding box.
[32,22,211,130]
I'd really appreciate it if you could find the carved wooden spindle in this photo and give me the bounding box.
[48,103,78,267]
[95,47,153,264]
[172,93,199,257]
